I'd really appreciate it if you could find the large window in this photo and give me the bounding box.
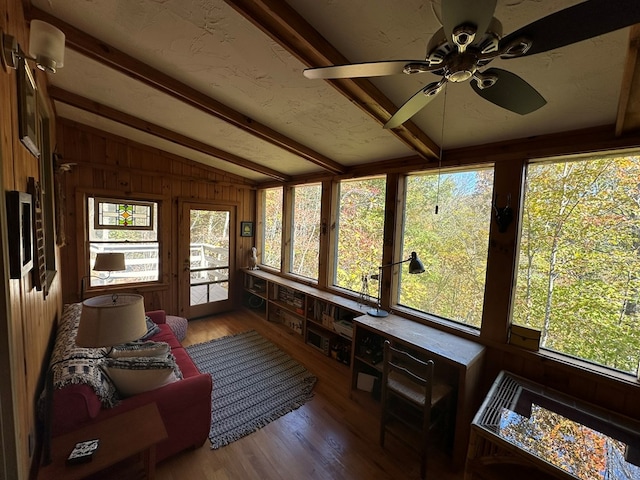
[88,196,159,286]
[262,187,282,269]
[399,168,494,327]
[291,183,321,280]
[513,153,640,375]
[334,176,386,294]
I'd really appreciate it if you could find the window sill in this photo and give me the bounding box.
[391,304,482,341]
[85,281,169,296]
[390,306,640,389]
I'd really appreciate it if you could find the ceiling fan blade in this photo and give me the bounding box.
[303,60,430,79]
[442,0,497,44]
[500,0,640,57]
[470,68,546,115]
[385,81,446,129]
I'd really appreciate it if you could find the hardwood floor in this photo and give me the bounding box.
[155,309,464,480]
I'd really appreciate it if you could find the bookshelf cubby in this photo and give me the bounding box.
[242,269,367,365]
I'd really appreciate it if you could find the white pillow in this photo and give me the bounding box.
[102,355,181,397]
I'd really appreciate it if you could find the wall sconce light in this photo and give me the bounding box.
[368,251,425,317]
[1,20,65,73]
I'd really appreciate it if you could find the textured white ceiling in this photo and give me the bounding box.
[32,0,631,180]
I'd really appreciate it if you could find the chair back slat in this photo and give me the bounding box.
[380,339,452,479]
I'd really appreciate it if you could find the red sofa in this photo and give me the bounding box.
[50,305,212,462]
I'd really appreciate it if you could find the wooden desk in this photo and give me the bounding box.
[39,402,168,480]
[352,314,486,467]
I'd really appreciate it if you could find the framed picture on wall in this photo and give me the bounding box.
[6,191,34,279]
[240,221,254,237]
[17,59,40,158]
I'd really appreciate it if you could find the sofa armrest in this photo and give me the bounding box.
[146,310,166,325]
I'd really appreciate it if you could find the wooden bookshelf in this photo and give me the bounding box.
[243,268,486,468]
[243,269,368,365]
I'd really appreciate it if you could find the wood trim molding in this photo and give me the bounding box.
[616,25,640,135]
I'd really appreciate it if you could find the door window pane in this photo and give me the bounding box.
[513,154,640,375]
[189,209,229,306]
[400,168,494,327]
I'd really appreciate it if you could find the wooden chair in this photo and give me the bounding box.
[380,340,453,479]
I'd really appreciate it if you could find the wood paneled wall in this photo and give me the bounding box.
[55,119,256,315]
[483,346,640,419]
[1,1,63,479]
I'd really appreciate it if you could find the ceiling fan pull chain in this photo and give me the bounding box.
[435,83,448,215]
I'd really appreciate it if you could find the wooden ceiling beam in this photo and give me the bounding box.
[49,86,292,182]
[446,124,640,165]
[259,124,640,189]
[616,25,640,135]
[224,0,440,161]
[28,7,345,175]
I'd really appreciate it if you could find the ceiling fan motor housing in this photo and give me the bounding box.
[445,51,478,82]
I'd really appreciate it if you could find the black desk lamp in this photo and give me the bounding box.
[368,251,425,317]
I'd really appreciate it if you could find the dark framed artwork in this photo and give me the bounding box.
[240,221,254,237]
[6,191,34,279]
[17,59,40,158]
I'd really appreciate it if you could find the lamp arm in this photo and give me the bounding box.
[373,256,411,309]
[377,256,412,270]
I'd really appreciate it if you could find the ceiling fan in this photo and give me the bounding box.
[303,0,640,129]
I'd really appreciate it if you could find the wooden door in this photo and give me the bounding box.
[179,201,235,318]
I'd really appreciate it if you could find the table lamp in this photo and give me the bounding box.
[76,293,147,348]
[80,252,126,300]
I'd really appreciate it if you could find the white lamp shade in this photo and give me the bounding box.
[28,20,65,71]
[93,252,126,272]
[76,294,147,347]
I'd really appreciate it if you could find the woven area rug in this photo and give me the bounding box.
[186,330,317,449]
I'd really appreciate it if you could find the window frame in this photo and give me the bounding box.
[511,152,640,376]
[258,186,284,271]
[396,165,495,328]
[254,150,640,385]
[332,175,387,296]
[80,190,167,297]
[288,182,322,282]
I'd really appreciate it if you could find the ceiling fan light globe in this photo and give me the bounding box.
[449,70,474,83]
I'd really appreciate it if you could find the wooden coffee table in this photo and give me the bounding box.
[39,402,168,480]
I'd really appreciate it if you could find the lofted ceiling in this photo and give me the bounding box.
[27,0,640,184]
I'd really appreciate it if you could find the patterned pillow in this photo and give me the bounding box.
[138,316,161,340]
[108,341,170,358]
[101,354,183,397]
